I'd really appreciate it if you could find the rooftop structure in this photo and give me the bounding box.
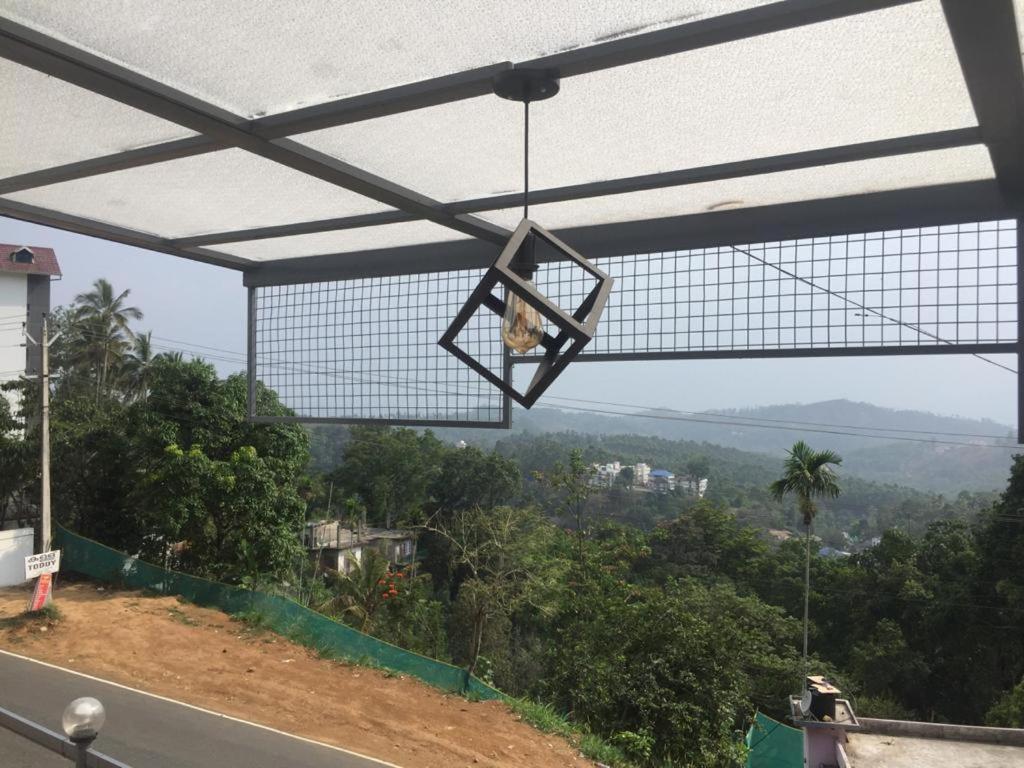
[2,3,1023,432]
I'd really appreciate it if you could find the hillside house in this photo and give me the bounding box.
[649,469,676,492]
[303,520,415,574]
[0,244,60,414]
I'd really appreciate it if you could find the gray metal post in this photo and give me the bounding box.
[40,314,51,552]
[1018,216,1024,443]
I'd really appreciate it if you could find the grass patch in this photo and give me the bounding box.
[0,604,62,631]
[506,698,633,767]
[166,605,199,627]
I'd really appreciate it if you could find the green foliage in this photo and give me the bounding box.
[986,677,1024,728]
[769,441,842,527]
[506,698,633,768]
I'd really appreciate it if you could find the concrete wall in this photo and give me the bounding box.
[0,273,27,415]
[0,528,33,587]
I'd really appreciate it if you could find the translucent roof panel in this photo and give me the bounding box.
[0,0,770,119]
[218,221,471,261]
[480,146,996,231]
[6,149,394,238]
[299,2,976,203]
[0,59,197,179]
[218,145,995,261]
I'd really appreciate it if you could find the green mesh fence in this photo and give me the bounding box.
[745,712,803,768]
[54,525,503,701]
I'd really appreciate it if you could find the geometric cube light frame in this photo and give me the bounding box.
[439,218,613,408]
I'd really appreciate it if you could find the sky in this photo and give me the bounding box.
[2,215,1016,428]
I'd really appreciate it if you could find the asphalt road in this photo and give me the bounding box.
[0,650,394,768]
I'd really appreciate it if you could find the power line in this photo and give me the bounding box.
[44,327,1023,448]
[730,244,1018,375]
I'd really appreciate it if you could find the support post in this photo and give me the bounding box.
[247,287,257,419]
[1018,216,1023,443]
[40,315,51,552]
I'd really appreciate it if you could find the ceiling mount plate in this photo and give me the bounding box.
[493,68,560,102]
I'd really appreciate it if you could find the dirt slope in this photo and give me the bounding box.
[0,583,593,768]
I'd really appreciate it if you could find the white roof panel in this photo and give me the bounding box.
[217,145,995,260]
[0,0,771,119]
[1,59,197,178]
[298,2,976,203]
[6,149,393,238]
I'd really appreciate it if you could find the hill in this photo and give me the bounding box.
[461,399,1018,494]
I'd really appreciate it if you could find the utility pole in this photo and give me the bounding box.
[24,315,59,553]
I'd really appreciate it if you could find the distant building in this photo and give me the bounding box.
[303,520,415,574]
[590,461,622,487]
[0,244,61,414]
[679,477,709,498]
[633,462,651,487]
[649,469,676,492]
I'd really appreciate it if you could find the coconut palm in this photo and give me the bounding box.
[71,278,143,398]
[770,440,842,681]
[121,331,155,401]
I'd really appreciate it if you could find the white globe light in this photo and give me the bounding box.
[62,697,105,741]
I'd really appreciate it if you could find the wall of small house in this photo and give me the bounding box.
[0,274,27,415]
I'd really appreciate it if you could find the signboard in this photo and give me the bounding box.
[25,549,60,580]
[28,572,52,611]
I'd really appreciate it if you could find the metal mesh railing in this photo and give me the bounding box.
[250,220,1017,424]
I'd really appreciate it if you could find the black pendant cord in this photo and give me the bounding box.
[523,99,530,220]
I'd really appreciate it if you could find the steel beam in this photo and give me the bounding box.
[942,0,1024,200]
[525,0,918,77]
[557,343,1018,364]
[242,180,1012,285]
[176,127,981,248]
[0,18,510,245]
[0,0,916,196]
[0,198,249,270]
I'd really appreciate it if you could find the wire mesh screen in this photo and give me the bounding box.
[530,219,1018,357]
[251,219,1017,425]
[252,270,507,425]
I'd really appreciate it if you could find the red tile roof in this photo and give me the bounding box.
[0,244,62,277]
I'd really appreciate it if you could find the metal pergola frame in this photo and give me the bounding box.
[1,0,1023,432]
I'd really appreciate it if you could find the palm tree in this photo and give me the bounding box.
[121,331,155,401]
[71,278,143,398]
[770,440,842,683]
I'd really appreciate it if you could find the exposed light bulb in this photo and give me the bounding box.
[501,289,544,354]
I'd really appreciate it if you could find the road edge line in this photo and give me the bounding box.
[0,647,403,768]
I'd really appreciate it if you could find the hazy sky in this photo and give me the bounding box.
[2,216,1015,428]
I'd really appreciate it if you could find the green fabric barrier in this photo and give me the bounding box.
[745,712,803,768]
[54,525,503,701]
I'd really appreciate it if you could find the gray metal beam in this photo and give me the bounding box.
[242,180,1012,285]
[0,18,510,245]
[942,0,1024,199]
[0,136,215,195]
[561,343,1018,364]
[175,127,981,248]
[525,0,918,76]
[0,0,917,197]
[0,197,249,270]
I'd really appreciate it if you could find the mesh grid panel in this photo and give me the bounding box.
[532,220,1018,356]
[253,269,506,424]
[252,220,1017,424]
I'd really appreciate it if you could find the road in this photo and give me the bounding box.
[0,650,395,768]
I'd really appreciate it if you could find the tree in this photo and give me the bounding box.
[425,505,554,675]
[769,440,842,681]
[539,449,595,571]
[332,427,443,528]
[70,278,143,398]
[0,392,34,529]
[121,331,155,401]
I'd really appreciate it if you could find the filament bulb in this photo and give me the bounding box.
[501,289,545,354]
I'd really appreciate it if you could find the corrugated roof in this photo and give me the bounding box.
[0,244,61,277]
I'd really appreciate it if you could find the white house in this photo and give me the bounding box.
[0,244,61,414]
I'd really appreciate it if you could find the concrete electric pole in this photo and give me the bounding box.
[24,315,60,553]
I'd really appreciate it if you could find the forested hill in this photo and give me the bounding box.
[489,430,996,546]
[466,399,1017,494]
